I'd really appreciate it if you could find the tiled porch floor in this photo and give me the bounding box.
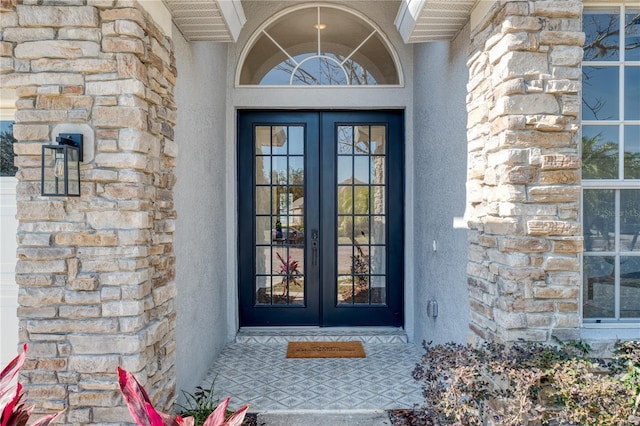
[201,328,425,412]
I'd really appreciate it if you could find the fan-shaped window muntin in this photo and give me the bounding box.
[238,5,401,86]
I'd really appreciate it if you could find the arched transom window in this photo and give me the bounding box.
[238,5,401,86]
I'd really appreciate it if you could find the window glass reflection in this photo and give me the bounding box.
[584,189,615,252]
[582,66,619,120]
[0,121,16,177]
[625,11,640,61]
[621,190,640,252]
[239,6,399,85]
[624,66,640,120]
[582,125,619,179]
[620,256,640,317]
[583,256,615,318]
[583,11,620,61]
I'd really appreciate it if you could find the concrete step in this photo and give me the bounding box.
[251,410,393,425]
[235,327,408,344]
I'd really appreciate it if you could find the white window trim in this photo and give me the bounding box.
[581,3,640,327]
[234,2,405,87]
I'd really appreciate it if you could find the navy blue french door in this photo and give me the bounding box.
[238,111,403,326]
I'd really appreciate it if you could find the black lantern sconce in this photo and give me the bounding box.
[41,133,83,197]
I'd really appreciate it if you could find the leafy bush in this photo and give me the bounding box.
[177,381,219,426]
[412,340,640,425]
[1,344,64,426]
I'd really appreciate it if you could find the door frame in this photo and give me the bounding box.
[226,96,415,340]
[237,110,405,327]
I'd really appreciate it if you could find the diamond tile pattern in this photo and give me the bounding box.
[235,327,408,344]
[201,333,424,411]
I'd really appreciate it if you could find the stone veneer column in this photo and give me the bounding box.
[0,0,177,423]
[465,0,584,343]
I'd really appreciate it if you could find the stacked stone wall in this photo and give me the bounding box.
[0,0,177,423]
[466,0,584,343]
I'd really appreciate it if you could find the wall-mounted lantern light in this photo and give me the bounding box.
[41,133,83,197]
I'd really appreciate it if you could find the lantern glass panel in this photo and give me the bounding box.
[66,146,80,196]
[41,144,81,196]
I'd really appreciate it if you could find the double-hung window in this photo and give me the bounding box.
[582,5,640,322]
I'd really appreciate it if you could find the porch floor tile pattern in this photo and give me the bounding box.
[235,327,409,344]
[202,341,424,411]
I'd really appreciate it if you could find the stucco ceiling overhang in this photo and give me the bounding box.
[164,0,477,43]
[395,0,478,43]
[163,0,246,41]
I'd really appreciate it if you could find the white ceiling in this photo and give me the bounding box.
[165,0,477,43]
[163,0,245,41]
[396,0,478,43]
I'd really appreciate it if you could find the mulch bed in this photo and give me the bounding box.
[242,413,258,426]
[388,409,434,425]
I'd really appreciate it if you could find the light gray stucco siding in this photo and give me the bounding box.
[174,29,230,399]
[412,24,470,345]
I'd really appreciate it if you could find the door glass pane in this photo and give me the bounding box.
[370,216,386,245]
[354,156,370,183]
[256,216,272,244]
[337,245,353,275]
[370,275,386,304]
[337,186,353,214]
[271,126,288,154]
[353,189,369,214]
[256,186,271,215]
[255,126,272,155]
[337,219,352,242]
[370,187,386,214]
[370,246,385,274]
[254,125,305,306]
[271,157,288,183]
[370,126,386,154]
[583,256,615,318]
[338,156,352,183]
[288,127,304,155]
[256,246,271,275]
[356,217,369,244]
[335,124,387,306]
[371,157,385,184]
[255,276,271,305]
[289,157,304,180]
[354,126,370,154]
[256,157,271,183]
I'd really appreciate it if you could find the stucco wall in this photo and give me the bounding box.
[173,32,230,399]
[412,25,470,345]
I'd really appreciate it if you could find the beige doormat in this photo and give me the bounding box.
[286,341,366,358]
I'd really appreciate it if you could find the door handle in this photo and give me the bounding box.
[311,229,318,266]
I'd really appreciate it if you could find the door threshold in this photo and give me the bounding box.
[235,326,408,343]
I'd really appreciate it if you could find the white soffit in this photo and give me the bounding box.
[163,0,246,42]
[395,0,478,43]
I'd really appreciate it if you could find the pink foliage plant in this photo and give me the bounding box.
[118,367,248,426]
[0,344,63,426]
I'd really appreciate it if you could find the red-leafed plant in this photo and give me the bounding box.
[1,344,64,426]
[275,252,301,299]
[118,367,248,426]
